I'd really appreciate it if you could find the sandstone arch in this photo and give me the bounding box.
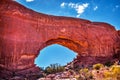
[0,0,120,78]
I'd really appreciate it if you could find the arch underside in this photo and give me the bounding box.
[45,38,84,54]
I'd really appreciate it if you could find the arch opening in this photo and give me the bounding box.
[34,44,77,68]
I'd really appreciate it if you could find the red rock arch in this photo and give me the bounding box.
[0,0,120,78]
[45,38,85,54]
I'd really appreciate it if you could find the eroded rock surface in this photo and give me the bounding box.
[0,0,120,78]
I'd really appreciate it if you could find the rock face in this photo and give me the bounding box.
[0,0,120,78]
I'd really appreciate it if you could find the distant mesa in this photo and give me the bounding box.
[0,0,120,78]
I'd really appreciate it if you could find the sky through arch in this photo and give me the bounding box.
[35,44,77,68]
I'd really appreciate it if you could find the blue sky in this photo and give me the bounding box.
[35,44,77,68]
[16,0,120,68]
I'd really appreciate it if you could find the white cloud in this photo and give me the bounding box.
[68,2,76,8]
[26,0,34,2]
[112,5,119,12]
[60,2,89,17]
[93,6,98,11]
[60,2,66,8]
[68,3,89,17]
[115,5,119,8]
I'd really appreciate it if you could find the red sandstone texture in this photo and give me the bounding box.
[0,0,120,78]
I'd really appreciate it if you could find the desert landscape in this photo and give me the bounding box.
[0,0,120,80]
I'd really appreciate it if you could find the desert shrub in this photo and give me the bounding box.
[79,68,92,80]
[93,63,104,70]
[104,61,113,67]
[110,65,120,74]
[44,63,65,74]
[110,65,120,79]
[104,71,116,79]
[44,66,52,74]
[79,68,88,73]
[101,65,120,80]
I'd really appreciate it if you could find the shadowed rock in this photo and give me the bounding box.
[0,0,120,78]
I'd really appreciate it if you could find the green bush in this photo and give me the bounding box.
[93,63,104,70]
[79,68,88,73]
[44,63,65,74]
[104,61,113,67]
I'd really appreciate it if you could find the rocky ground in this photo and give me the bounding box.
[1,58,120,80]
[37,61,120,80]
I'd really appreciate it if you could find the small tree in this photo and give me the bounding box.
[93,63,104,70]
[44,63,65,74]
